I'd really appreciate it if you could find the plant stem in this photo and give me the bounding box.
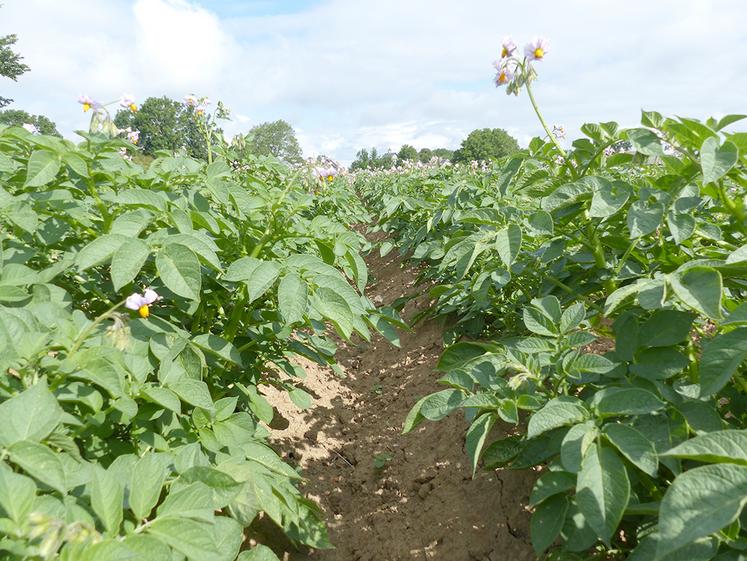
[67,299,126,358]
[525,81,567,158]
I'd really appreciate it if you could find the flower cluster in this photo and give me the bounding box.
[493,35,549,95]
[77,94,137,114]
[552,124,566,139]
[183,94,210,115]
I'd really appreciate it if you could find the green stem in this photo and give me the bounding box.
[223,286,247,342]
[525,80,567,159]
[67,299,126,359]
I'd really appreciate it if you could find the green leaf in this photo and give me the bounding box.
[529,471,576,507]
[277,273,307,324]
[0,468,35,523]
[526,210,554,235]
[560,303,586,334]
[129,453,168,520]
[627,199,664,238]
[657,464,747,558]
[245,261,280,303]
[170,378,215,411]
[670,266,722,319]
[603,423,658,476]
[141,386,181,415]
[531,494,569,554]
[627,128,664,156]
[289,387,313,410]
[8,440,66,493]
[663,430,747,466]
[561,421,598,473]
[698,328,747,397]
[25,150,61,187]
[0,379,62,445]
[237,545,281,561]
[156,243,202,300]
[436,342,488,370]
[639,310,694,347]
[589,179,632,218]
[527,396,589,439]
[593,387,665,417]
[91,466,124,534]
[76,234,127,271]
[465,413,496,475]
[576,444,630,544]
[700,137,738,184]
[191,334,243,366]
[158,482,214,522]
[495,224,522,266]
[110,238,150,291]
[147,517,218,561]
[667,212,696,245]
[419,389,464,421]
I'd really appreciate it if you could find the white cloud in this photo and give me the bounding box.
[2,0,746,164]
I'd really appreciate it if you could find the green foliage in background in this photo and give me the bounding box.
[452,127,520,163]
[0,109,59,136]
[244,120,303,164]
[114,96,207,159]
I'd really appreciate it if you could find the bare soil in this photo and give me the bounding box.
[263,245,536,561]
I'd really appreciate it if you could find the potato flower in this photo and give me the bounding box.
[22,123,39,134]
[125,289,160,318]
[77,94,98,112]
[119,94,137,112]
[125,127,140,144]
[500,36,517,59]
[494,62,515,87]
[524,37,549,61]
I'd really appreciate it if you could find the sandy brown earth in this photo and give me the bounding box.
[263,245,536,561]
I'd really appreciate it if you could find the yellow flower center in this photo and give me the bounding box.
[498,71,508,84]
[534,48,544,59]
[138,305,150,318]
[327,175,334,181]
[83,103,91,112]
[129,103,138,112]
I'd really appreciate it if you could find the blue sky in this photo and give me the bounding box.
[2,0,746,164]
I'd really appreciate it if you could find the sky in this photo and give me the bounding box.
[2,0,746,164]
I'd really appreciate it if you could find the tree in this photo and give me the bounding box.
[350,148,371,171]
[452,128,519,163]
[397,144,418,162]
[246,120,303,164]
[431,148,454,161]
[0,25,31,108]
[0,109,60,136]
[114,96,206,159]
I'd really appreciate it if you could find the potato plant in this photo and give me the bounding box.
[359,111,747,560]
[0,124,401,560]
